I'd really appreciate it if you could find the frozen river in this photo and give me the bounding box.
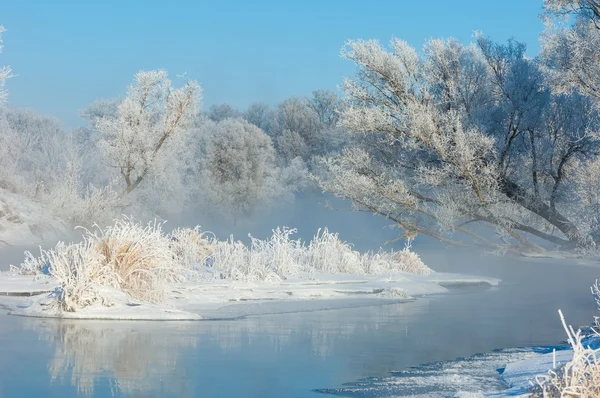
[0,248,597,397]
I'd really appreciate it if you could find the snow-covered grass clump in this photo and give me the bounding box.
[14,218,212,311]
[13,218,429,312]
[206,227,431,282]
[533,281,600,397]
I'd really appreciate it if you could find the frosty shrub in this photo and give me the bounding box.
[204,227,431,282]
[90,218,183,303]
[15,219,431,311]
[534,280,600,397]
[169,226,214,275]
[16,217,190,311]
[534,309,600,397]
[40,241,114,312]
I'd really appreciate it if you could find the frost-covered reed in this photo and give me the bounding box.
[534,281,600,397]
[534,311,600,397]
[16,218,211,311]
[15,218,430,312]
[204,227,431,282]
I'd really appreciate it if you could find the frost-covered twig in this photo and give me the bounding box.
[534,308,600,397]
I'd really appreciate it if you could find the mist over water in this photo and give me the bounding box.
[168,192,408,252]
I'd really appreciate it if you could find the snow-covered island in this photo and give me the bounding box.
[0,218,499,321]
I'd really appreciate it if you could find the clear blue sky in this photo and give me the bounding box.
[1,0,545,128]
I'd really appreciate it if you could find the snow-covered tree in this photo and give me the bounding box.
[195,118,282,223]
[317,37,600,250]
[0,25,12,104]
[308,89,342,128]
[244,102,274,134]
[273,98,320,159]
[207,103,241,122]
[0,109,71,195]
[544,0,599,26]
[89,70,201,200]
[276,129,310,162]
[542,0,600,103]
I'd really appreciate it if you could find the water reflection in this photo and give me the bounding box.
[27,319,199,397]
[22,300,428,397]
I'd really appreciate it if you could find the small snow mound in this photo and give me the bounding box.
[377,287,410,299]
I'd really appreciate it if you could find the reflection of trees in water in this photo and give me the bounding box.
[24,301,425,396]
[199,300,424,357]
[26,319,199,397]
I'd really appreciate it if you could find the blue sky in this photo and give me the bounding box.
[2,0,545,127]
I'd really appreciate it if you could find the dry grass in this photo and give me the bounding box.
[15,219,431,311]
[169,226,213,268]
[16,217,188,311]
[32,241,115,312]
[205,227,431,282]
[534,282,600,397]
[87,218,182,303]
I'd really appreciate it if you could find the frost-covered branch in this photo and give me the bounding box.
[318,36,600,250]
[0,25,13,104]
[92,70,201,197]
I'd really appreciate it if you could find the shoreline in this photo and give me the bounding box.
[0,271,500,321]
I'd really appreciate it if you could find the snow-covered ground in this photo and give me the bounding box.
[317,345,570,398]
[0,271,499,321]
[494,347,574,397]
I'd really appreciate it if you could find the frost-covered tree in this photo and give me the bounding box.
[0,25,12,104]
[243,95,349,165]
[317,37,600,250]
[544,0,599,26]
[0,109,71,195]
[89,70,201,200]
[308,89,342,128]
[273,98,320,159]
[276,129,310,162]
[244,102,274,134]
[207,103,241,122]
[195,118,283,223]
[542,0,600,102]
[0,108,119,226]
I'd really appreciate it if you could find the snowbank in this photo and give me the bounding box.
[0,271,499,320]
[12,295,202,320]
[2,217,499,320]
[494,347,573,397]
[0,273,57,296]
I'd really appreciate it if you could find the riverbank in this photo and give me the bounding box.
[0,271,499,320]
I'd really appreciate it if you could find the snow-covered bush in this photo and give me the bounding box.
[305,228,430,276]
[209,238,287,283]
[534,280,600,397]
[534,309,600,397]
[90,218,183,303]
[169,226,214,273]
[204,227,431,282]
[14,218,430,311]
[15,218,189,311]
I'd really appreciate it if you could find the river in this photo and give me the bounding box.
[0,248,597,397]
